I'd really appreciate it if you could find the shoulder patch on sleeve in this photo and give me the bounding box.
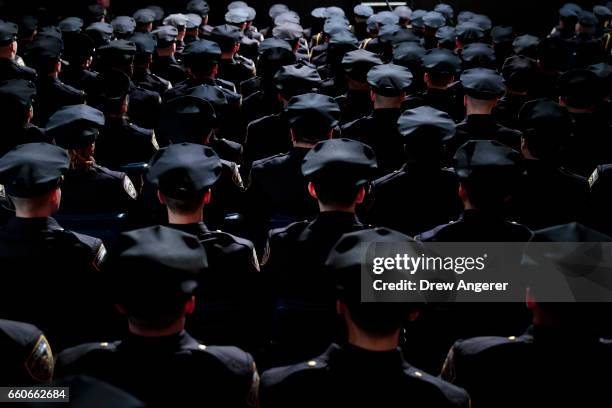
[261,240,271,267]
[123,176,138,200]
[230,164,244,188]
[251,247,260,272]
[589,167,599,189]
[92,243,107,271]
[25,335,54,383]
[246,361,259,408]
[151,130,160,150]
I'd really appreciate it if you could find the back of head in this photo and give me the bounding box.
[23,35,63,75]
[96,39,137,75]
[301,138,378,207]
[524,223,612,335]
[502,55,537,93]
[0,79,36,128]
[45,104,105,170]
[326,228,418,335]
[183,40,221,76]
[518,99,572,161]
[146,142,222,214]
[90,69,131,114]
[257,38,296,80]
[558,69,601,109]
[103,225,207,327]
[274,62,321,100]
[398,106,456,164]
[367,63,413,98]
[209,24,242,53]
[460,68,506,101]
[158,96,217,145]
[285,93,340,144]
[0,143,69,200]
[454,140,521,211]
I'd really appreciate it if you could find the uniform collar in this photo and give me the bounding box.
[465,114,496,125]
[426,87,451,96]
[312,211,360,227]
[122,330,198,351]
[289,146,311,161]
[372,108,401,120]
[168,222,210,236]
[6,216,63,232]
[459,209,505,222]
[326,343,406,369]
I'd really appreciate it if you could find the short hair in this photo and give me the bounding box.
[290,125,332,145]
[98,93,129,114]
[522,128,567,161]
[10,191,55,213]
[343,301,414,335]
[163,191,206,215]
[427,71,454,87]
[312,181,362,207]
[188,62,217,78]
[31,58,60,75]
[461,174,514,211]
[123,295,191,330]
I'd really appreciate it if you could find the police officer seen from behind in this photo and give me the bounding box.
[509,99,589,230]
[417,140,532,242]
[262,138,378,365]
[147,142,260,350]
[165,37,244,143]
[0,143,110,349]
[493,55,537,130]
[61,32,99,97]
[163,14,189,55]
[246,93,340,251]
[45,104,138,215]
[0,79,50,156]
[261,228,470,408]
[155,95,244,229]
[401,48,465,122]
[92,70,158,170]
[337,49,382,125]
[163,38,224,100]
[133,8,156,34]
[243,62,322,171]
[569,10,606,68]
[151,25,187,85]
[95,38,163,131]
[0,21,37,82]
[441,223,612,408]
[558,69,612,177]
[130,32,172,95]
[23,35,86,126]
[55,226,259,408]
[342,63,413,175]
[367,106,462,236]
[209,24,256,89]
[240,37,297,122]
[444,68,523,161]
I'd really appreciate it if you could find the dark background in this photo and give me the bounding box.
[0,1,603,36]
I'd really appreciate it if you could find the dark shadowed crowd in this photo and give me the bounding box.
[0,0,611,406]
